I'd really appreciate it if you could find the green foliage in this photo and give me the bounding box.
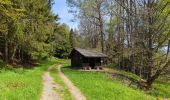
[54,40,71,58]
[69,28,75,48]
[54,24,72,59]
[0,0,59,64]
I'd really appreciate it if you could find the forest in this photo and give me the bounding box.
[66,0,170,89]
[0,0,75,63]
[0,0,170,99]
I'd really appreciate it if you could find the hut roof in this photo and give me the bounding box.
[72,48,107,58]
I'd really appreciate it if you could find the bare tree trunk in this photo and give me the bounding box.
[4,35,8,63]
[98,5,104,53]
[146,0,154,88]
[10,45,17,63]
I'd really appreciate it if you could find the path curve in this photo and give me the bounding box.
[58,65,86,100]
[41,65,61,100]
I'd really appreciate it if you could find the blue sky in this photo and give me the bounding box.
[52,0,78,29]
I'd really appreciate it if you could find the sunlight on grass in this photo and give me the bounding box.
[62,65,155,100]
[0,58,57,100]
[150,80,170,98]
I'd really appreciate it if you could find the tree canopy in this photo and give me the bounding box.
[67,0,170,88]
[0,0,58,64]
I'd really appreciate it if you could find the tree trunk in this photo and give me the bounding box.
[4,37,8,63]
[99,9,104,53]
[146,0,154,88]
[10,45,17,64]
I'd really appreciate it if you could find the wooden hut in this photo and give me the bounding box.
[70,48,107,69]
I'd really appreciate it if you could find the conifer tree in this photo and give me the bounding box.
[69,28,75,48]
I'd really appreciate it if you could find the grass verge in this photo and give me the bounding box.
[105,67,170,98]
[149,79,170,98]
[0,58,57,100]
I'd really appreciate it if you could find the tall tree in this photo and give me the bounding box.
[67,0,109,52]
[112,0,170,88]
[67,0,170,88]
[0,0,59,64]
[69,28,75,48]
[54,24,71,58]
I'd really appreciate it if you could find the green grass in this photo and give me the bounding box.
[0,58,57,100]
[1,57,169,100]
[106,67,170,98]
[149,79,170,98]
[54,58,71,64]
[50,66,72,100]
[62,65,156,100]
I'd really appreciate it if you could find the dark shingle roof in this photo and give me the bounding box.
[74,48,107,58]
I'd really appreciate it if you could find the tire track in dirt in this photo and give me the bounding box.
[57,65,86,100]
[41,65,62,100]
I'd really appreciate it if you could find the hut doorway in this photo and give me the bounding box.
[89,59,95,69]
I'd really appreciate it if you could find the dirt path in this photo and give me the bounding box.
[41,65,61,100]
[57,65,86,100]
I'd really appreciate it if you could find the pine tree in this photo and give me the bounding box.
[69,28,75,48]
[0,0,59,64]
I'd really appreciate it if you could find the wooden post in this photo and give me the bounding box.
[101,58,103,66]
